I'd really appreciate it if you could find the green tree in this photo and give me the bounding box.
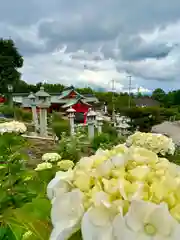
[43,83,65,93]
[76,87,94,94]
[121,107,175,132]
[152,88,166,103]
[0,39,23,93]
[13,80,30,93]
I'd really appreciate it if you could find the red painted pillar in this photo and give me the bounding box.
[84,112,87,125]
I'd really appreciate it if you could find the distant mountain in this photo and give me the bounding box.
[94,87,107,92]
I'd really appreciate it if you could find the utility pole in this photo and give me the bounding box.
[111,79,116,124]
[127,75,132,108]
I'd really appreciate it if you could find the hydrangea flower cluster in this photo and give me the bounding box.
[57,160,74,170]
[0,121,27,134]
[42,153,61,163]
[126,132,175,155]
[35,153,61,171]
[35,153,74,171]
[35,162,53,171]
[47,144,180,239]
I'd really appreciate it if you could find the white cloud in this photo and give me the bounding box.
[1,0,180,92]
[17,17,180,91]
[21,46,154,93]
[121,54,179,81]
[21,47,125,89]
[0,22,45,48]
[131,86,151,94]
[11,19,180,92]
[141,21,180,45]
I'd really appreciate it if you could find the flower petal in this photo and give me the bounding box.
[148,203,177,237]
[50,190,84,240]
[171,224,180,240]
[50,224,79,240]
[81,207,114,240]
[51,189,84,225]
[125,200,156,232]
[47,170,73,201]
[111,154,125,168]
[136,233,152,240]
[113,214,136,240]
[92,191,111,208]
[96,160,114,178]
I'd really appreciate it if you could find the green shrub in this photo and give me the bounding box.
[167,147,180,165]
[121,107,176,132]
[102,122,118,137]
[0,105,14,117]
[57,132,89,162]
[0,105,32,121]
[117,134,127,144]
[51,112,64,122]
[91,133,111,150]
[91,131,125,151]
[76,124,88,135]
[0,132,54,239]
[52,120,70,138]
[14,108,32,121]
[0,133,32,212]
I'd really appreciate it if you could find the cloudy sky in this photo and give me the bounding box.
[1,0,180,92]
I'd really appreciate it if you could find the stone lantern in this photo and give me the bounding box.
[35,86,51,137]
[87,108,96,139]
[7,84,13,92]
[67,107,76,136]
[28,92,39,132]
[7,84,13,107]
[104,102,108,115]
[116,121,129,136]
[96,115,103,135]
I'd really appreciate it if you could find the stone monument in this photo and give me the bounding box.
[35,87,50,137]
[96,115,103,135]
[67,107,76,136]
[87,109,96,139]
[28,92,39,133]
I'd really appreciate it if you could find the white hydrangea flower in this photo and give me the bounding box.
[113,200,180,239]
[81,206,115,240]
[35,162,52,171]
[111,153,126,168]
[0,121,27,134]
[126,132,175,155]
[48,143,180,240]
[42,153,61,162]
[47,170,74,202]
[57,160,74,170]
[50,189,84,240]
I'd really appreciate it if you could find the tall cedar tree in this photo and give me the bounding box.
[0,38,23,93]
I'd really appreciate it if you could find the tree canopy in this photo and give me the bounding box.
[152,88,180,108]
[152,88,166,103]
[0,38,23,93]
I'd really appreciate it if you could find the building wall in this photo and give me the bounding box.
[0,96,6,103]
[72,102,90,113]
[13,96,23,103]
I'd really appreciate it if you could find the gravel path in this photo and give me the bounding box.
[152,121,180,146]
